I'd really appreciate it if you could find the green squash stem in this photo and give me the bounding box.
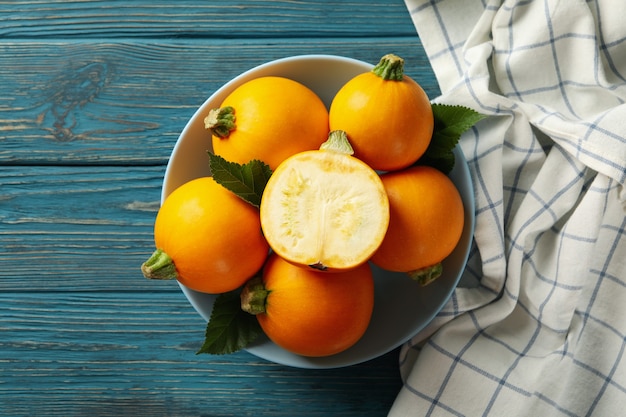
[407,262,443,286]
[320,130,355,155]
[205,106,236,138]
[371,53,405,81]
[141,248,178,280]
[240,276,270,315]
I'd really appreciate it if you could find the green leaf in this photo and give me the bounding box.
[197,290,264,355]
[208,153,272,208]
[419,104,487,174]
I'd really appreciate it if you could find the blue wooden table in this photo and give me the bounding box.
[1,2,439,415]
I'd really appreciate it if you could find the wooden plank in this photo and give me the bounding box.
[0,3,430,414]
[0,38,438,165]
[0,291,402,417]
[0,165,167,292]
[0,0,417,39]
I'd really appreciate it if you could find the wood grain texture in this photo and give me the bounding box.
[1,1,434,415]
[0,165,164,292]
[0,164,403,413]
[0,39,438,165]
[0,292,402,417]
[0,1,417,38]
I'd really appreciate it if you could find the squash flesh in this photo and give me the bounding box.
[260,150,389,271]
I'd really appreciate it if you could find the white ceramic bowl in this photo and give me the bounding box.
[163,55,475,369]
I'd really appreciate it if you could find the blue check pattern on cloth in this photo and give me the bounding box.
[391,1,626,416]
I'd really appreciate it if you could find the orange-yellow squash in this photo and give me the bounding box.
[241,253,374,357]
[141,177,269,294]
[205,76,329,170]
[329,54,434,172]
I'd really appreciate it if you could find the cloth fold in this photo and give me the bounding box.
[391,1,626,415]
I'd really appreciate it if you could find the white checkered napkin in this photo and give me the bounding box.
[391,1,626,416]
